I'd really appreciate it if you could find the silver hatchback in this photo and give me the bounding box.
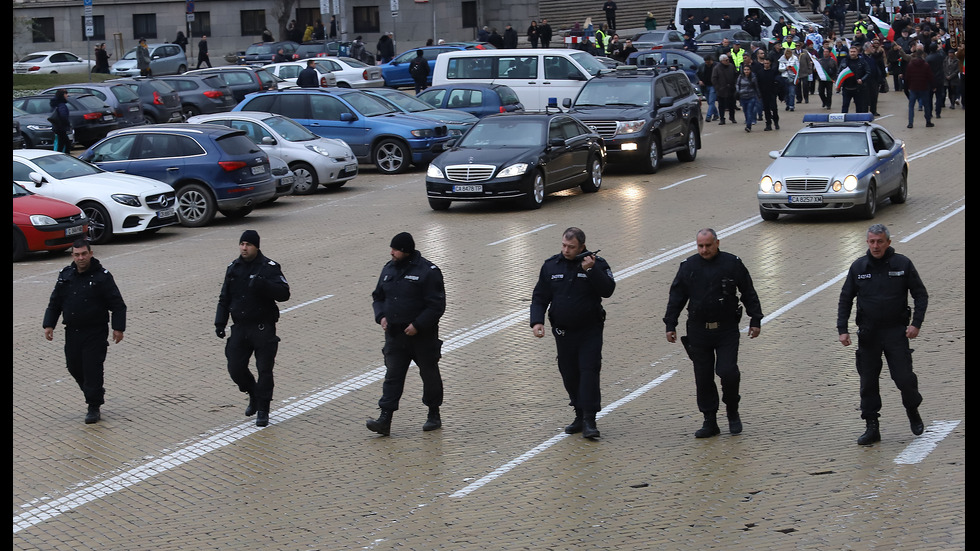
[110,44,188,76]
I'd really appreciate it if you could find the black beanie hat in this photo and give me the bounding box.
[390,232,415,253]
[240,230,260,247]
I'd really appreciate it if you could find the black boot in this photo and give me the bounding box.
[582,412,600,439]
[907,408,924,436]
[244,392,257,417]
[422,407,442,431]
[367,409,393,436]
[857,418,880,445]
[694,411,720,438]
[727,406,743,435]
[256,410,269,427]
[85,405,101,424]
[564,408,584,434]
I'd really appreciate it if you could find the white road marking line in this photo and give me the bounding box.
[658,174,706,190]
[893,420,961,465]
[486,224,556,246]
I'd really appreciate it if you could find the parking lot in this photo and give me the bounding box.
[13,88,964,549]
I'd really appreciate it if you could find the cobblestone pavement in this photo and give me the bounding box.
[13,88,964,550]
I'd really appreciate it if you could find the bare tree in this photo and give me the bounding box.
[272,0,298,42]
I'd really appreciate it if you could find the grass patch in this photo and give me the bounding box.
[13,73,120,91]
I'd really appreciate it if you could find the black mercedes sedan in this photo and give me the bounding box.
[425,112,605,210]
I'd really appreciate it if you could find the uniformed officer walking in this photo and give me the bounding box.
[43,239,127,424]
[367,232,446,436]
[215,230,290,427]
[838,224,928,445]
[531,227,616,439]
[664,229,763,438]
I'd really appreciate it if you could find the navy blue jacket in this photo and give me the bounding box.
[837,247,928,333]
[531,252,615,330]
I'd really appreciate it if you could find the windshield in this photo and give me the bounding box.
[459,119,544,148]
[782,131,869,157]
[373,91,432,113]
[33,153,103,179]
[342,92,398,116]
[337,57,369,68]
[569,51,608,76]
[13,106,29,117]
[18,54,48,63]
[13,182,31,197]
[264,115,318,142]
[121,48,138,60]
[575,80,651,107]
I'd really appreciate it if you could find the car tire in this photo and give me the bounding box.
[220,206,253,219]
[677,125,698,162]
[80,202,113,245]
[143,114,157,125]
[13,227,28,262]
[177,65,187,74]
[289,162,319,195]
[891,170,908,204]
[428,198,451,210]
[645,135,662,174]
[521,171,545,210]
[759,207,779,221]
[373,138,410,175]
[580,155,603,193]
[324,181,348,190]
[176,183,217,227]
[860,182,877,220]
[337,81,351,88]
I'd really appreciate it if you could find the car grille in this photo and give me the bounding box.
[146,192,177,209]
[445,164,496,182]
[57,213,87,225]
[580,120,618,139]
[784,177,830,193]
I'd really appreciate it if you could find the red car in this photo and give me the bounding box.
[12,182,88,262]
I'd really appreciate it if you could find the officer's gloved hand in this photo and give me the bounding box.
[215,327,226,339]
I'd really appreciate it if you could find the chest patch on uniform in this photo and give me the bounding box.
[551,274,564,280]
[857,273,872,280]
[888,271,905,277]
[577,272,588,278]
[405,275,419,281]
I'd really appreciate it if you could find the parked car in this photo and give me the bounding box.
[295,40,342,59]
[425,112,605,210]
[110,43,188,76]
[78,124,276,227]
[302,57,384,88]
[42,83,145,128]
[13,182,88,261]
[110,77,184,124]
[13,51,94,74]
[361,88,478,137]
[12,93,118,147]
[693,29,754,57]
[13,106,59,149]
[441,41,496,50]
[13,119,24,149]
[235,88,450,174]
[12,149,178,244]
[623,49,707,97]
[378,45,466,87]
[185,66,280,102]
[630,30,686,50]
[155,74,237,118]
[242,41,301,66]
[261,61,342,87]
[267,154,295,200]
[757,114,908,221]
[187,112,358,195]
[416,83,524,118]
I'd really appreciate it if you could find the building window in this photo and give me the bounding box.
[190,12,211,37]
[31,17,55,43]
[80,15,106,41]
[296,7,322,33]
[462,2,477,28]
[133,14,157,39]
[352,6,380,34]
[241,10,267,36]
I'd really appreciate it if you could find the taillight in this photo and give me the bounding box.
[152,91,164,105]
[218,161,247,172]
[320,76,328,86]
[29,66,42,72]
[203,90,223,98]
[83,112,103,121]
[499,106,506,113]
[362,70,369,79]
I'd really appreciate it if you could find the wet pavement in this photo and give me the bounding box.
[13,88,964,550]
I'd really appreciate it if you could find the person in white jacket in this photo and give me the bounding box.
[778,48,799,111]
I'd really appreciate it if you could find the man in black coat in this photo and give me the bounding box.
[503,24,519,48]
[297,60,320,88]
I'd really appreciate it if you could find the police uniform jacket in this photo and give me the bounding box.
[663,251,763,333]
[372,251,446,333]
[43,257,126,332]
[837,246,927,333]
[215,252,290,327]
[530,252,615,330]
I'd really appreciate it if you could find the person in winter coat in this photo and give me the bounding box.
[711,54,738,124]
[818,45,839,109]
[409,49,430,94]
[735,64,762,132]
[503,24,519,48]
[887,41,911,92]
[49,89,72,153]
[797,45,815,104]
[903,47,935,128]
[943,47,961,108]
[778,48,799,111]
[756,56,783,130]
[527,21,540,48]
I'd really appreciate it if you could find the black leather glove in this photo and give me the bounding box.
[215,327,226,339]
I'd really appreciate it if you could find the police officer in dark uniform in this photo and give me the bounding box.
[215,230,290,427]
[44,239,127,424]
[531,227,616,440]
[838,224,928,445]
[664,229,763,438]
[367,232,446,436]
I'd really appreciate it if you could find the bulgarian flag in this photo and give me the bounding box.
[869,14,895,42]
[813,61,831,82]
[787,62,799,84]
[835,67,855,90]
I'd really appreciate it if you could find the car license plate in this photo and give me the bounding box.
[157,207,176,219]
[251,165,265,175]
[103,114,114,121]
[453,185,483,193]
[345,163,357,173]
[129,106,140,112]
[788,195,823,204]
[65,225,84,236]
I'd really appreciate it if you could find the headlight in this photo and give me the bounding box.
[411,129,435,137]
[29,214,58,227]
[842,175,858,192]
[426,164,444,178]
[111,194,142,207]
[306,144,333,156]
[496,163,529,178]
[616,120,646,134]
[26,124,52,131]
[759,176,773,193]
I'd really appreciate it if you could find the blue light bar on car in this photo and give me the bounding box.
[802,113,874,123]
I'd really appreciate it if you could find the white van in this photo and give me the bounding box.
[674,0,821,35]
[431,48,610,112]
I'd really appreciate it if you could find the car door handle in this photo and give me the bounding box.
[166,167,179,172]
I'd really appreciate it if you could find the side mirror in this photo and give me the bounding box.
[768,150,780,159]
[340,112,355,121]
[548,137,565,148]
[261,136,276,145]
[562,98,572,108]
[29,171,45,186]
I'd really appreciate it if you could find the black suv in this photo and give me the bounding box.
[185,66,280,103]
[564,66,702,173]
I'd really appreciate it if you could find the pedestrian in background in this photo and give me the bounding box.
[367,232,447,436]
[503,24,519,49]
[735,63,761,132]
[94,43,111,73]
[528,20,540,48]
[409,49,430,94]
[664,229,763,438]
[539,19,553,47]
[757,56,782,130]
[903,46,934,128]
[531,227,616,440]
[197,35,212,68]
[712,54,737,124]
[215,231,290,428]
[174,28,188,52]
[839,45,870,113]
[698,55,719,122]
[48,89,72,153]
[297,59,319,88]
[603,0,618,30]
[43,239,127,424]
[136,38,151,76]
[837,224,928,445]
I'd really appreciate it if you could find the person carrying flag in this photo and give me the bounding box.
[778,47,799,111]
[816,44,838,109]
[838,45,871,113]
